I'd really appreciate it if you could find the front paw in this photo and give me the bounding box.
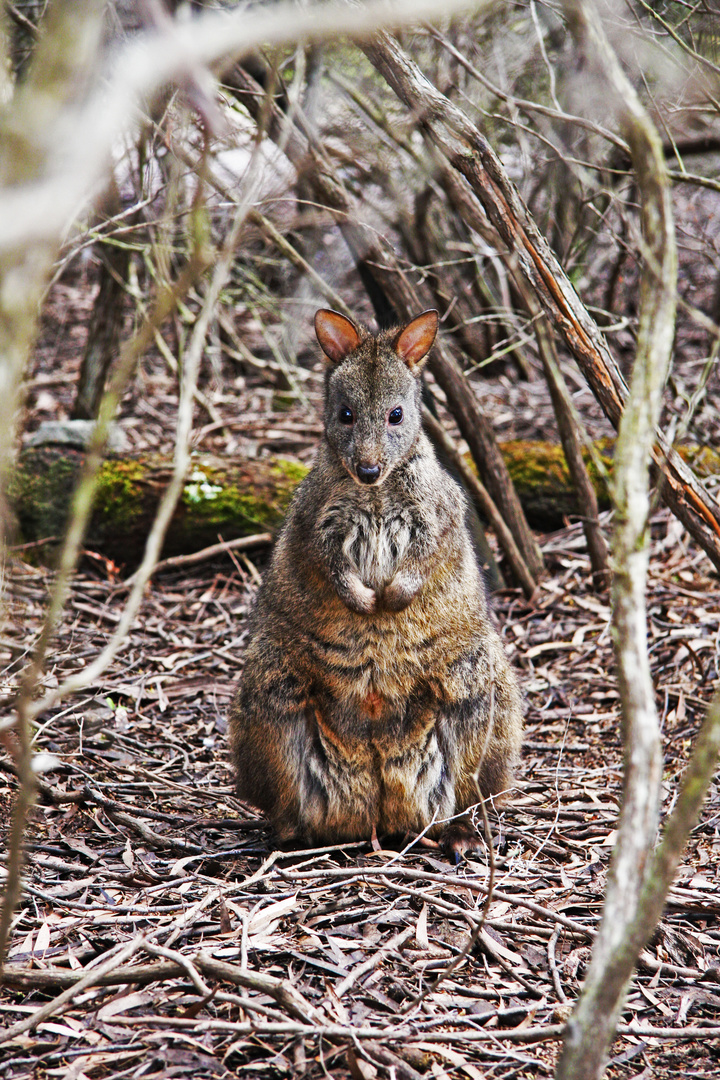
[381,577,420,612]
[342,575,377,615]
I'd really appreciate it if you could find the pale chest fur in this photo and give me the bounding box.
[340,506,417,591]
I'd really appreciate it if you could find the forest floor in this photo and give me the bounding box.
[2,256,720,1078]
[2,510,720,1080]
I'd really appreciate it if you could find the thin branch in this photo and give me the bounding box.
[520,289,610,589]
[641,690,720,933]
[142,532,273,579]
[421,409,537,598]
[633,0,720,77]
[555,0,678,1074]
[0,936,146,1039]
[427,25,629,154]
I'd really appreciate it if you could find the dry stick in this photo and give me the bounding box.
[522,294,610,589]
[328,69,419,162]
[645,690,720,911]
[140,945,313,1027]
[633,0,720,79]
[6,957,717,1041]
[147,532,273,578]
[356,1043,425,1080]
[422,408,537,598]
[0,967,288,1023]
[1,884,320,1032]
[105,809,203,854]
[427,25,629,155]
[548,927,568,1005]
[56,1009,720,1045]
[142,941,212,998]
[229,64,542,585]
[195,952,320,1022]
[360,30,720,573]
[168,151,299,390]
[247,210,355,318]
[412,185,533,383]
[1,961,184,992]
[277,865,597,940]
[0,936,145,1043]
[152,324,223,426]
[429,338,544,582]
[85,1012,571,1045]
[0,954,293,1024]
[1,0,502,253]
[335,926,414,998]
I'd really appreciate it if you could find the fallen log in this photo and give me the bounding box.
[10,446,306,569]
[11,442,720,569]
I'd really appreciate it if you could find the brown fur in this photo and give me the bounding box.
[228,309,523,853]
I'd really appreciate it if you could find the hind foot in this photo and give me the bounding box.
[440,819,485,863]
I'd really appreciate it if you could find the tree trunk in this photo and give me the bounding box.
[72,184,130,420]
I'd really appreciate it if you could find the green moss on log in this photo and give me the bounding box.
[169,458,308,556]
[94,459,149,528]
[11,447,87,543]
[498,438,614,527]
[13,447,308,568]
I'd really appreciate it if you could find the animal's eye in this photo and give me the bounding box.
[339,406,354,425]
[388,406,403,425]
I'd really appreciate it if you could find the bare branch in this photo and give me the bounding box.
[554,0,680,1074]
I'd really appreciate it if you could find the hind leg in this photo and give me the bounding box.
[228,649,311,840]
[436,636,523,856]
[449,634,522,803]
[229,646,380,843]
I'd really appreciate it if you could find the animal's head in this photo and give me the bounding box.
[314,308,439,487]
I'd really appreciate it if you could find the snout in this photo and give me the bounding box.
[356,462,381,485]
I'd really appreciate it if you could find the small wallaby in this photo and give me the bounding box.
[228,308,522,855]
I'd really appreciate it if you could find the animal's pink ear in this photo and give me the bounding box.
[314,309,361,363]
[394,309,439,369]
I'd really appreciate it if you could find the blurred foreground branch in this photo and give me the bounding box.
[553,3,720,1078]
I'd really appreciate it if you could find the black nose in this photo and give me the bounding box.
[357,463,381,484]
